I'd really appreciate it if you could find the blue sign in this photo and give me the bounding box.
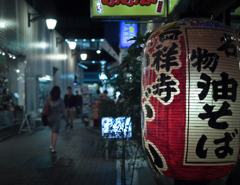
[120,21,138,48]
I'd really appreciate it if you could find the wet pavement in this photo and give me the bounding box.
[0,118,157,185]
[0,119,116,185]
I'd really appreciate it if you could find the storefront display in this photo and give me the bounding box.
[0,53,25,127]
[141,18,240,181]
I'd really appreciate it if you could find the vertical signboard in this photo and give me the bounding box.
[82,86,90,117]
[120,21,138,48]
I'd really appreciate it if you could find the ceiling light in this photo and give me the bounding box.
[2,52,5,56]
[16,69,20,73]
[12,56,16,59]
[75,39,77,42]
[92,61,95,64]
[0,21,5,28]
[100,39,104,42]
[100,60,106,65]
[91,39,95,42]
[68,41,77,50]
[96,50,101,54]
[83,39,86,42]
[99,72,108,80]
[46,19,57,30]
[78,63,88,69]
[80,53,87,60]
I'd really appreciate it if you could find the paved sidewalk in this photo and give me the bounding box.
[0,119,116,185]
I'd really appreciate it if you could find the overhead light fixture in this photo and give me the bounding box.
[96,50,101,54]
[91,39,95,42]
[12,56,16,59]
[80,53,87,61]
[2,52,5,56]
[0,21,5,28]
[28,13,57,31]
[16,69,20,73]
[99,72,108,80]
[68,41,77,50]
[46,19,57,30]
[100,60,106,65]
[92,61,96,64]
[100,39,104,42]
[83,39,86,42]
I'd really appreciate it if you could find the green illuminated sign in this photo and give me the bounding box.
[91,0,167,17]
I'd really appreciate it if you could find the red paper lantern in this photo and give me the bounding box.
[141,18,240,181]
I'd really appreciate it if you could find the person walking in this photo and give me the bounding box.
[44,86,67,154]
[64,86,75,128]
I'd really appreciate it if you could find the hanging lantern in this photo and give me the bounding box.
[141,18,240,181]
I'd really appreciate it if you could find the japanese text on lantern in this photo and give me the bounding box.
[185,29,239,164]
[144,30,182,105]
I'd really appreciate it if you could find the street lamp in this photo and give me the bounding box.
[68,41,77,50]
[80,53,87,61]
[28,13,57,31]
[46,19,57,30]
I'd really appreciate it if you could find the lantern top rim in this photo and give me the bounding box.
[178,17,231,29]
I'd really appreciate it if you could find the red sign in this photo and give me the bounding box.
[142,18,240,181]
[156,0,164,14]
[101,0,157,7]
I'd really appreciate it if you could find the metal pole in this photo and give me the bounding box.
[106,139,108,160]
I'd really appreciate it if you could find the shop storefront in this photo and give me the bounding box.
[0,48,25,128]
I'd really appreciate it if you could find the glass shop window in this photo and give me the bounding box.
[0,54,25,111]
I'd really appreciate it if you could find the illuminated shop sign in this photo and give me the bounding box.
[120,21,138,48]
[101,117,132,139]
[231,6,240,16]
[168,0,180,13]
[91,0,166,17]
